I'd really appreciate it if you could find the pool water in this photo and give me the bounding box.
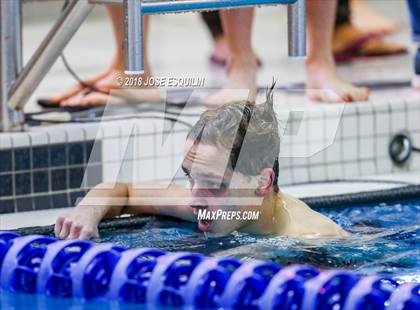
[1,199,419,309]
[97,198,420,283]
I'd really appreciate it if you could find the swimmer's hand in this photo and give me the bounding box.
[55,183,130,239]
[55,204,106,240]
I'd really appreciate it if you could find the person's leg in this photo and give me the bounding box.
[350,0,399,35]
[205,8,258,107]
[201,11,229,66]
[407,0,420,41]
[407,0,420,89]
[48,5,125,104]
[57,5,158,106]
[306,0,369,102]
[333,0,406,63]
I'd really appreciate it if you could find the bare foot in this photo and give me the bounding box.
[61,70,161,107]
[204,58,258,108]
[350,0,399,35]
[306,60,369,103]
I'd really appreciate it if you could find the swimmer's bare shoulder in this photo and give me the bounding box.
[282,193,349,238]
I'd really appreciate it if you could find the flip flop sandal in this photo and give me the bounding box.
[37,81,98,108]
[355,40,407,58]
[40,86,203,112]
[334,33,378,63]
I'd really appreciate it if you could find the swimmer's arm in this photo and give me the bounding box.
[123,183,195,222]
[55,182,194,240]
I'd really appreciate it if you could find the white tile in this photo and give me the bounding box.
[307,118,324,142]
[11,133,30,148]
[101,123,122,139]
[308,148,326,165]
[156,157,175,180]
[359,114,374,137]
[376,158,393,174]
[372,101,391,113]
[83,124,101,141]
[28,131,49,146]
[326,163,343,180]
[66,127,85,142]
[102,162,121,184]
[408,151,420,171]
[117,160,137,183]
[359,137,375,159]
[389,99,406,113]
[341,115,358,138]
[342,138,358,161]
[342,104,357,117]
[0,134,13,149]
[278,168,293,186]
[355,102,374,115]
[292,167,309,183]
[343,162,359,178]
[138,158,156,182]
[407,107,420,131]
[308,165,327,182]
[157,132,175,157]
[119,121,138,138]
[290,143,308,160]
[376,136,390,158]
[325,139,342,163]
[412,131,420,146]
[324,116,342,145]
[279,142,293,158]
[375,112,391,135]
[287,119,307,145]
[278,156,291,170]
[102,138,121,162]
[48,128,67,144]
[173,131,188,150]
[308,141,329,159]
[391,111,406,133]
[138,134,155,158]
[391,163,410,174]
[359,160,376,176]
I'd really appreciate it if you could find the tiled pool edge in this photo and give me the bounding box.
[0,89,419,214]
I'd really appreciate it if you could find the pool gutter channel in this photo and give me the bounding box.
[10,184,420,236]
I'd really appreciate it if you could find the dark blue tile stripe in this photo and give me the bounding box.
[0,140,102,214]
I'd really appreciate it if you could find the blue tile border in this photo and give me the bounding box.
[33,171,49,193]
[0,199,15,214]
[0,174,13,196]
[15,173,31,196]
[50,144,66,167]
[0,150,12,173]
[14,148,30,171]
[32,146,49,169]
[51,169,67,191]
[33,195,52,210]
[16,197,34,212]
[0,139,102,214]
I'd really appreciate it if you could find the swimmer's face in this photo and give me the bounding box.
[183,139,263,236]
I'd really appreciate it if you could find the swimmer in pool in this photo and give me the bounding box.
[55,87,348,240]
